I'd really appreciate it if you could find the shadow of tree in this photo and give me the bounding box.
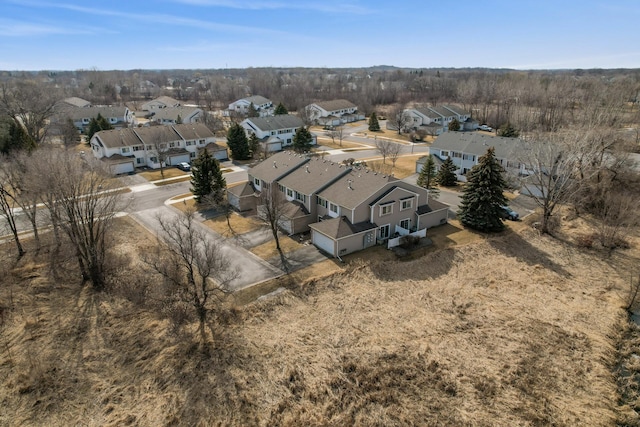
[487,230,571,278]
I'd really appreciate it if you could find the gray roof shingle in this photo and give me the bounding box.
[430,132,526,159]
[309,216,377,239]
[317,168,397,210]
[278,157,350,195]
[243,114,304,132]
[312,99,357,112]
[249,150,309,183]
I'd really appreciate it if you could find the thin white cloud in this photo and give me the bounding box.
[12,2,293,36]
[0,18,93,36]
[167,0,372,14]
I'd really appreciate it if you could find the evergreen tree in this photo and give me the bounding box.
[248,132,260,158]
[175,114,183,124]
[292,126,313,153]
[86,113,112,141]
[190,149,226,204]
[274,102,288,115]
[498,122,519,137]
[457,147,508,232]
[448,118,461,132]
[368,112,380,131]
[437,157,458,187]
[0,116,34,153]
[247,102,259,117]
[416,155,439,198]
[226,122,250,160]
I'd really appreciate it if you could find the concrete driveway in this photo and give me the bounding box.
[131,205,283,291]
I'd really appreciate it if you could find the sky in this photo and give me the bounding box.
[0,0,638,71]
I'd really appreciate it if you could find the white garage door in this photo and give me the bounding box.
[213,150,228,161]
[111,161,134,175]
[312,231,335,256]
[168,154,190,166]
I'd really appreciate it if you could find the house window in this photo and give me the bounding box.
[150,156,158,163]
[278,184,284,192]
[441,150,449,157]
[121,147,130,154]
[400,219,410,230]
[136,158,144,164]
[317,197,327,208]
[133,145,142,152]
[190,152,196,158]
[186,141,194,146]
[380,203,393,216]
[401,199,413,210]
[169,142,176,148]
[199,139,205,145]
[254,177,260,186]
[329,203,338,213]
[286,188,293,197]
[452,152,462,158]
[295,192,306,203]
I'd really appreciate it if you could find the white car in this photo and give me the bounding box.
[479,125,493,132]
[177,162,191,172]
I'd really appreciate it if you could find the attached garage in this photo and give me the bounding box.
[102,155,135,175]
[311,230,335,257]
[167,152,191,166]
[111,161,134,175]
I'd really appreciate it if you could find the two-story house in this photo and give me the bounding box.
[228,95,273,117]
[241,114,314,152]
[405,105,477,134]
[141,96,181,110]
[149,106,203,125]
[306,99,364,126]
[234,151,449,257]
[90,123,227,174]
[426,132,528,181]
[69,106,129,133]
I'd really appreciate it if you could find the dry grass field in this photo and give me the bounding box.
[1,212,640,426]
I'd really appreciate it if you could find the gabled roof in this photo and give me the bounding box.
[243,95,271,105]
[442,105,468,116]
[227,182,255,197]
[172,123,214,140]
[143,96,180,108]
[151,106,202,122]
[200,142,226,154]
[243,114,304,132]
[281,201,310,219]
[430,132,526,159]
[309,216,376,239]
[429,106,457,118]
[413,107,443,120]
[278,157,350,195]
[133,126,182,146]
[94,128,143,149]
[62,97,91,108]
[249,150,308,183]
[312,99,357,112]
[317,168,397,210]
[69,106,127,121]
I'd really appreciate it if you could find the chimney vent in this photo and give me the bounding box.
[273,161,277,168]
[347,179,353,190]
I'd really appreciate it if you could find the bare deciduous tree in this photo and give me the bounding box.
[387,105,411,135]
[0,81,59,145]
[0,158,24,257]
[388,142,403,173]
[148,209,238,344]
[38,149,125,290]
[258,184,290,273]
[375,138,393,165]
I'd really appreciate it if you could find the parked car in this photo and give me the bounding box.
[479,124,493,132]
[500,206,519,221]
[177,162,191,172]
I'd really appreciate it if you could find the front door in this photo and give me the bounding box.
[379,224,390,240]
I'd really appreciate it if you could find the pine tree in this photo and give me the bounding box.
[248,132,260,158]
[448,118,461,132]
[86,113,112,141]
[437,157,458,187]
[292,127,313,153]
[274,103,288,115]
[226,122,250,160]
[175,114,183,124]
[190,149,226,204]
[416,155,439,199]
[457,147,508,232]
[368,112,380,131]
[498,122,519,137]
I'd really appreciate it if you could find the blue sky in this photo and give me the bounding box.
[0,0,638,71]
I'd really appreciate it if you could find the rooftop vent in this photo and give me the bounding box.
[273,161,277,168]
[347,179,353,190]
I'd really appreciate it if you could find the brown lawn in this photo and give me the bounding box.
[364,154,425,178]
[250,234,303,260]
[139,168,189,181]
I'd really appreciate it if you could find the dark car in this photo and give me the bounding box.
[177,162,191,172]
[500,206,519,221]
